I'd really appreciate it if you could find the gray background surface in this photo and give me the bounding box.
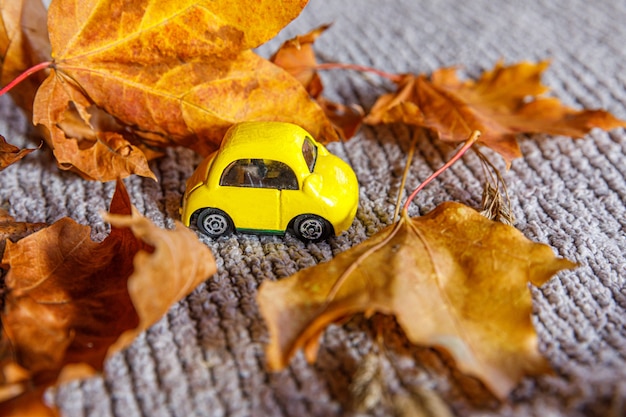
[1,0,626,415]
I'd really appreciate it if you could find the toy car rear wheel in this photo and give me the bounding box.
[293,214,332,242]
[197,208,234,238]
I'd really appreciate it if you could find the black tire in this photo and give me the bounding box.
[293,214,332,242]
[196,208,234,238]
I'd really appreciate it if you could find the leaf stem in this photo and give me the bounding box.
[402,130,480,213]
[0,61,52,96]
[324,219,403,306]
[321,131,479,318]
[314,62,403,83]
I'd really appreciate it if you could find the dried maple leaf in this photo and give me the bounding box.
[0,385,59,416]
[0,338,30,402]
[0,207,47,271]
[0,0,51,115]
[0,136,39,172]
[364,61,626,163]
[102,206,217,352]
[258,202,576,399]
[0,180,216,409]
[29,0,338,181]
[33,71,157,181]
[271,25,329,98]
[270,25,364,139]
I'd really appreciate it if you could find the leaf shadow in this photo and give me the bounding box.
[373,313,502,412]
[307,313,504,414]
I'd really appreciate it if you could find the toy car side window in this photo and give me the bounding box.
[220,159,299,190]
[302,137,318,173]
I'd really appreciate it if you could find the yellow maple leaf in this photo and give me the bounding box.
[258,202,576,399]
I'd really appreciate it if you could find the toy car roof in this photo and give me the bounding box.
[217,121,316,161]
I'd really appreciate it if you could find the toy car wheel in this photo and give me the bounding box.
[196,208,234,238]
[293,214,332,242]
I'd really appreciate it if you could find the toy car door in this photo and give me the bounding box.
[219,158,289,233]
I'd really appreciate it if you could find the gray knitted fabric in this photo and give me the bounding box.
[1,0,625,416]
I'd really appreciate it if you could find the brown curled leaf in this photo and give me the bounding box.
[365,61,626,164]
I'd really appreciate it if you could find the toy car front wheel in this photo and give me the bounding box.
[293,214,332,242]
[196,208,234,238]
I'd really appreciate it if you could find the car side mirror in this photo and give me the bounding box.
[303,173,323,196]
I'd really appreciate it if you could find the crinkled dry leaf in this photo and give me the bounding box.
[102,206,217,352]
[0,338,31,403]
[0,206,46,261]
[34,70,155,181]
[0,386,59,417]
[270,25,364,139]
[0,136,38,172]
[31,0,338,181]
[365,61,626,163]
[0,180,215,409]
[270,24,329,98]
[0,0,51,114]
[258,202,576,399]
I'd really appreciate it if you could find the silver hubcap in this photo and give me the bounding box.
[299,218,323,240]
[203,213,229,235]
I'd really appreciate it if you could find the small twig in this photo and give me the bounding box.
[350,353,384,412]
[393,129,422,222]
[474,148,515,224]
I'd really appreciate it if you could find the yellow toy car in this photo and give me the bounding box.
[180,121,359,242]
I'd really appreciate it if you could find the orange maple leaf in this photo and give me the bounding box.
[271,24,329,99]
[270,25,365,140]
[365,61,626,163]
[0,136,38,171]
[258,203,576,399]
[28,0,338,181]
